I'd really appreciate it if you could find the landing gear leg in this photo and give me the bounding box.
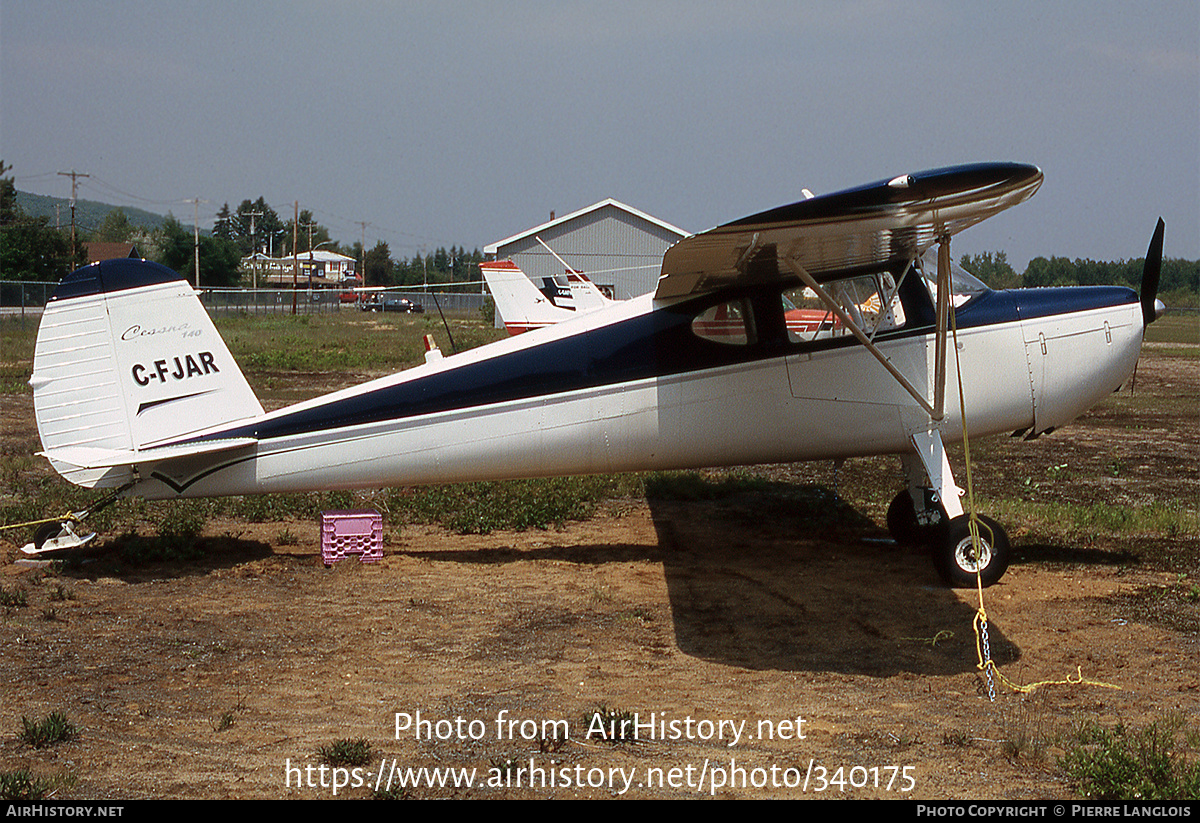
[886,453,947,546]
[887,430,1010,587]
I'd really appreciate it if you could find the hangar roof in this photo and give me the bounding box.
[484,198,688,256]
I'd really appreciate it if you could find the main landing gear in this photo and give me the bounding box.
[888,432,1011,588]
[887,488,1011,587]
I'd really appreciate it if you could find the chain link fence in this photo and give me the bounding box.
[2,281,486,319]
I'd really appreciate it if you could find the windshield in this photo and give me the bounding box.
[919,248,989,307]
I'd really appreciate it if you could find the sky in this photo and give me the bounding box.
[2,1,1197,271]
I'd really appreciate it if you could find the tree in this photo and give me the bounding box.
[213,203,235,242]
[213,198,287,257]
[195,235,243,288]
[959,251,1018,290]
[1022,256,1077,288]
[95,207,134,243]
[363,240,393,287]
[152,213,194,274]
[150,213,241,287]
[0,160,76,280]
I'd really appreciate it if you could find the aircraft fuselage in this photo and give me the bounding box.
[135,275,1141,500]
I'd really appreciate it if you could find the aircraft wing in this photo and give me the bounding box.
[654,162,1042,299]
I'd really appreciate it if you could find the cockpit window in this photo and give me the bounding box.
[691,299,756,345]
[781,272,905,344]
[919,248,989,307]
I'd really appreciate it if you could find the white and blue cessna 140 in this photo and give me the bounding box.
[26,163,1165,588]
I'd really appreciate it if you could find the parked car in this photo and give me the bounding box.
[360,295,424,313]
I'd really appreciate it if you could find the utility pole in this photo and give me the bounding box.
[183,198,206,289]
[244,209,263,289]
[355,221,369,288]
[301,219,317,294]
[56,170,90,264]
[292,201,299,315]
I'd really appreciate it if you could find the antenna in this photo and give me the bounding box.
[535,236,579,274]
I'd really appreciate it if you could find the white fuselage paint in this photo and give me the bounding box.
[136,296,1144,501]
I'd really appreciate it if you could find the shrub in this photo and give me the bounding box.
[1060,715,1200,800]
[318,738,373,767]
[20,711,78,748]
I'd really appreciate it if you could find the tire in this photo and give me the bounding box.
[33,522,61,551]
[886,488,945,547]
[933,514,1010,588]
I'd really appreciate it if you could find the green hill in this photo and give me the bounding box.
[14,191,168,235]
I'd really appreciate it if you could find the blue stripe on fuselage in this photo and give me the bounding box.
[195,282,1137,446]
[1008,285,1137,322]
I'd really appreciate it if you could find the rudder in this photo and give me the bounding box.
[480,259,575,334]
[30,259,263,488]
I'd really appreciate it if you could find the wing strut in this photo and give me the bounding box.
[782,251,950,421]
[932,237,951,421]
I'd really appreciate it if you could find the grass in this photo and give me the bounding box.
[214,311,505,377]
[1144,312,1200,346]
[19,711,78,748]
[0,769,54,801]
[318,738,373,767]
[0,583,28,610]
[0,315,37,395]
[385,475,642,534]
[984,497,1198,542]
[1059,713,1200,800]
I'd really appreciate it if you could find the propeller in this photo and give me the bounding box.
[1141,218,1165,326]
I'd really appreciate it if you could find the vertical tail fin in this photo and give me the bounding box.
[480,259,576,334]
[31,259,263,487]
[566,272,614,312]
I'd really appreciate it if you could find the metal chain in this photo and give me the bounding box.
[980,617,996,702]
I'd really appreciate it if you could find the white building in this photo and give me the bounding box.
[240,250,358,288]
[485,199,689,300]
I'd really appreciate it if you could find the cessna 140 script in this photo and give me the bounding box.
[25,163,1165,588]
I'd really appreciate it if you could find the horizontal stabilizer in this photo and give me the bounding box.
[39,437,257,470]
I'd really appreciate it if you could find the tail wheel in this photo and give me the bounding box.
[34,523,62,551]
[934,514,1010,588]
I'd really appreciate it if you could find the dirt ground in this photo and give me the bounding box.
[1,347,1197,800]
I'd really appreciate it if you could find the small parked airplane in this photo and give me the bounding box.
[481,257,613,334]
[484,257,849,341]
[25,163,1164,588]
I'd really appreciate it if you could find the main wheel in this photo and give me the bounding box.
[886,488,945,547]
[933,514,1010,588]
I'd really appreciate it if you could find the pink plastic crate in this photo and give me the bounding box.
[321,510,383,566]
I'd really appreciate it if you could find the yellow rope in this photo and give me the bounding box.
[0,513,77,532]
[948,291,1119,697]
